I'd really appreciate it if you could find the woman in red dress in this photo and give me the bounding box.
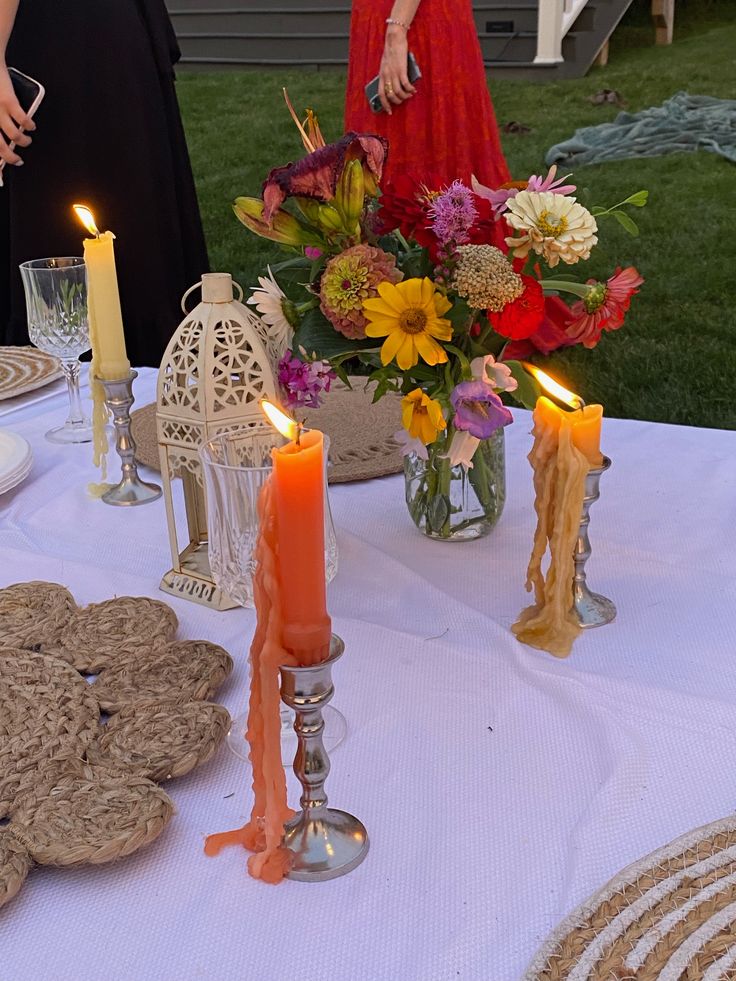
[345,0,510,190]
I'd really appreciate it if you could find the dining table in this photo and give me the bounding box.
[1,365,735,981]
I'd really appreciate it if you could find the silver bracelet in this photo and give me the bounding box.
[386,17,410,30]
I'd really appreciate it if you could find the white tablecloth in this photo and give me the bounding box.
[1,368,735,981]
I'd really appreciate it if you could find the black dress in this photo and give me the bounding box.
[0,0,209,367]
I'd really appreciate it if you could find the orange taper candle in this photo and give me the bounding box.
[271,428,332,664]
[524,365,603,466]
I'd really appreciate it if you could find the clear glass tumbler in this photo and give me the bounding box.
[200,424,344,762]
[19,257,93,444]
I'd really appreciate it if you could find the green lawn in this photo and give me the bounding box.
[176,1,736,429]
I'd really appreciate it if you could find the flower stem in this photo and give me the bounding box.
[395,230,411,253]
[540,279,592,299]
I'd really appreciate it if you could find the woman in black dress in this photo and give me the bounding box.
[0,0,208,367]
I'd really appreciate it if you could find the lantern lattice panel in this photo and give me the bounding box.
[156,273,278,611]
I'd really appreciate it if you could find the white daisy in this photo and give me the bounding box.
[505,190,598,268]
[247,267,292,359]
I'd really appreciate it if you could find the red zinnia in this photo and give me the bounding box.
[565,266,644,349]
[375,173,440,248]
[488,275,545,340]
[501,294,577,360]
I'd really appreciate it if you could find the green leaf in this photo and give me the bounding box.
[332,362,351,388]
[292,307,381,360]
[444,343,471,374]
[446,298,473,334]
[613,210,640,237]
[622,190,649,208]
[405,364,440,383]
[504,360,541,411]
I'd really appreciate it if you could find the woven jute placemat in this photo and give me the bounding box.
[0,581,77,653]
[9,764,174,867]
[0,581,233,910]
[526,814,736,980]
[92,640,233,714]
[54,596,179,674]
[131,376,404,484]
[0,651,100,819]
[87,701,230,782]
[0,346,63,400]
[0,830,32,909]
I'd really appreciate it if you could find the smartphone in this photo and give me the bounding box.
[365,53,422,113]
[0,68,45,181]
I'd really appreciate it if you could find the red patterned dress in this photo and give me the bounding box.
[345,0,510,189]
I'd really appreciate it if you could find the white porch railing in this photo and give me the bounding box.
[534,0,590,64]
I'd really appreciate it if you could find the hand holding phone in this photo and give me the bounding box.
[0,66,43,176]
[366,51,422,115]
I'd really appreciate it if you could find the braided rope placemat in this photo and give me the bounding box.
[87,700,230,782]
[9,765,175,867]
[0,581,233,910]
[130,375,404,484]
[54,596,179,673]
[0,830,32,909]
[0,581,77,653]
[92,640,233,714]
[0,652,100,819]
[526,815,736,981]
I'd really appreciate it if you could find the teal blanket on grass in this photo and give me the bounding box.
[545,92,736,168]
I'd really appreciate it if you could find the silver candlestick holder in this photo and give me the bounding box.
[573,455,616,628]
[280,635,369,882]
[98,369,162,507]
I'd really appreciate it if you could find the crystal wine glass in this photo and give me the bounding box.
[200,424,344,763]
[19,257,93,444]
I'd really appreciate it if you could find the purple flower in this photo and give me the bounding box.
[450,380,513,439]
[304,246,323,260]
[278,350,336,409]
[428,180,478,246]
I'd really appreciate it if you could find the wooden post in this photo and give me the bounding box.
[594,38,610,67]
[652,0,675,45]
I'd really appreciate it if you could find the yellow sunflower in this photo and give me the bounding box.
[401,389,447,445]
[363,277,453,370]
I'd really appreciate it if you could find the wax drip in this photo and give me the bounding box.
[512,407,589,658]
[204,476,296,883]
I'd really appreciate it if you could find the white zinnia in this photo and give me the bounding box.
[247,267,292,361]
[504,190,598,268]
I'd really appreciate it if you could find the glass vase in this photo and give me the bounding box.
[403,427,506,541]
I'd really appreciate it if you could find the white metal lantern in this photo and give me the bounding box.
[157,272,278,610]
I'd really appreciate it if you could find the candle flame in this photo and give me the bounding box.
[73,204,100,237]
[524,364,584,411]
[260,398,299,441]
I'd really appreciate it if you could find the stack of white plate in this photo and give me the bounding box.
[0,429,33,495]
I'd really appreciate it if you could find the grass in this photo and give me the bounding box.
[176,1,736,429]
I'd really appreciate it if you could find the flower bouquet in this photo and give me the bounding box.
[239,96,646,541]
